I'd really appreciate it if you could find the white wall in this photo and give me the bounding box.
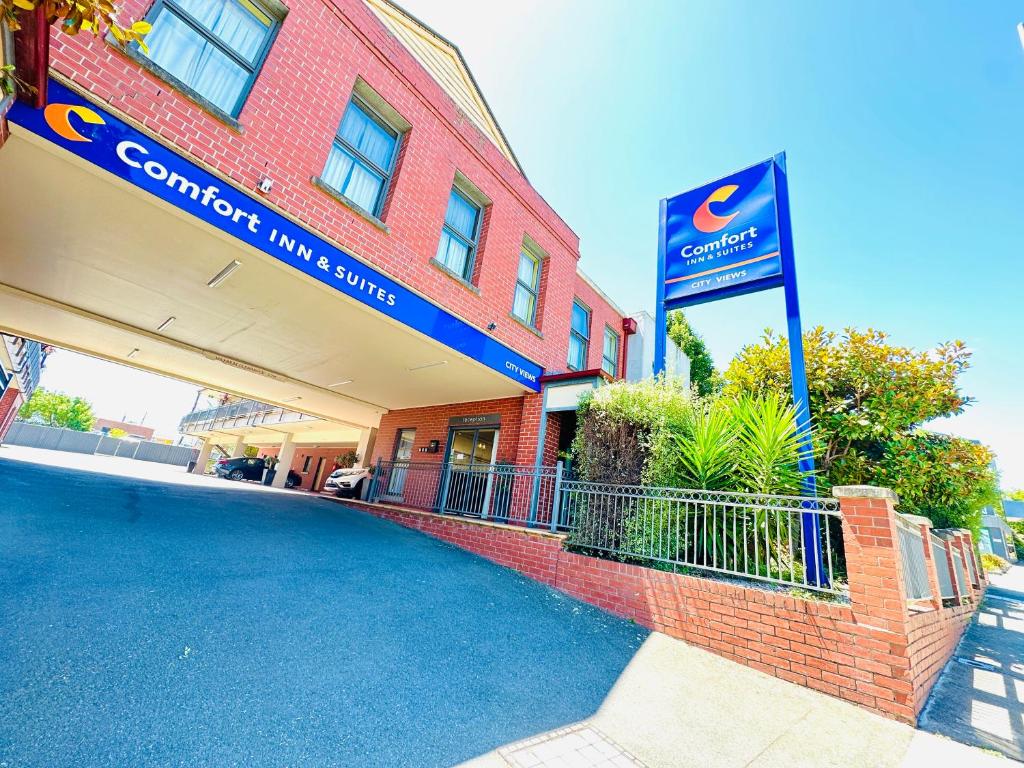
[625,311,690,387]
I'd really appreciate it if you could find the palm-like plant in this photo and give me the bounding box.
[622,393,818,580]
[671,401,737,490]
[729,393,810,496]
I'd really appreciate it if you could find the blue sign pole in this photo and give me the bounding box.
[654,199,669,376]
[772,153,825,588]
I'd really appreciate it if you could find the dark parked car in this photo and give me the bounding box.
[214,457,302,488]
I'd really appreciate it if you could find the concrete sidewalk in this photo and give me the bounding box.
[918,564,1024,762]
[462,632,1010,768]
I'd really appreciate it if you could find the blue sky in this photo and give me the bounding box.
[37,2,1024,487]
[397,0,1024,487]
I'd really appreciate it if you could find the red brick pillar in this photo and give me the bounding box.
[513,393,546,466]
[833,486,910,632]
[904,514,943,610]
[833,485,915,721]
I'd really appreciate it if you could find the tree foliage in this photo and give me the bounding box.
[724,327,996,533]
[1,0,149,94]
[666,310,719,396]
[18,388,95,431]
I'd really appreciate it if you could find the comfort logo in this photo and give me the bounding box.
[692,184,739,233]
[43,104,105,142]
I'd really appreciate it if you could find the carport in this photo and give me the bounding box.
[0,92,540,450]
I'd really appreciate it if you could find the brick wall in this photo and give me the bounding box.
[572,273,627,377]
[338,485,980,725]
[371,396,526,465]
[370,390,567,470]
[906,603,975,713]
[259,442,358,491]
[0,386,23,440]
[43,0,624,376]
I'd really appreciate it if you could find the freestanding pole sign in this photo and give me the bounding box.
[655,153,824,587]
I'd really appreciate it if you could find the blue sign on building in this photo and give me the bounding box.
[660,158,783,309]
[7,80,543,392]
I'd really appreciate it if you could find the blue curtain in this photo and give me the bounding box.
[144,0,270,114]
[444,190,478,240]
[339,103,396,170]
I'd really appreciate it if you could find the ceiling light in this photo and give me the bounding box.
[207,260,242,288]
[328,379,353,387]
[157,316,176,332]
[127,348,140,359]
[282,396,302,403]
[408,360,448,372]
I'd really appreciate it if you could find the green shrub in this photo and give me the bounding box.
[981,552,1010,573]
[572,376,693,487]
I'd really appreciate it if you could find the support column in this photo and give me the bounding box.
[355,427,378,468]
[271,433,295,488]
[230,440,248,458]
[192,438,214,475]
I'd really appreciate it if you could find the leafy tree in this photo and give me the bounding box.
[666,310,719,396]
[1007,489,1024,502]
[724,327,996,533]
[18,388,95,432]
[1,1,149,95]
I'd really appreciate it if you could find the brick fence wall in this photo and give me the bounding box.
[335,484,980,724]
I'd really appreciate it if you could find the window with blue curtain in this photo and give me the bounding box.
[568,300,590,371]
[602,326,619,377]
[322,99,400,216]
[512,249,540,326]
[435,187,482,282]
[139,0,278,117]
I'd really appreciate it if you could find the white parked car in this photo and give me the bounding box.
[324,466,371,498]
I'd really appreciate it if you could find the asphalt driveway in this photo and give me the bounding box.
[0,455,645,767]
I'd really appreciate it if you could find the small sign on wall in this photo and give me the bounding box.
[448,414,501,428]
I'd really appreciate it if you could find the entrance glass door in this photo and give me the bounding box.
[386,428,415,497]
[443,428,498,516]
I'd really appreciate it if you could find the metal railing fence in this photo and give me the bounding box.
[896,515,932,601]
[367,461,844,593]
[369,460,563,528]
[963,541,978,586]
[559,481,843,593]
[951,548,967,598]
[930,532,955,599]
[179,399,275,431]
[179,399,321,434]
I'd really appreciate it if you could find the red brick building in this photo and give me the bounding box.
[2,0,643,483]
